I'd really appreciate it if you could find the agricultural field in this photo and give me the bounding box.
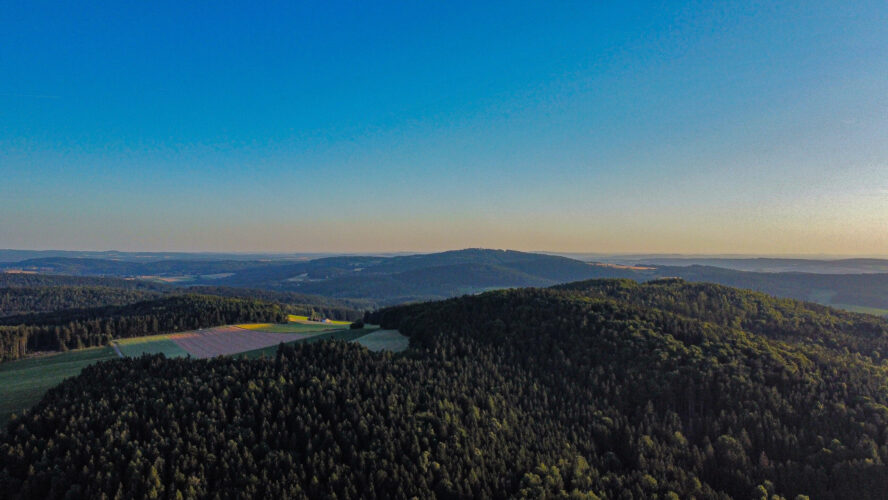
[237,328,376,359]
[287,314,352,325]
[115,335,190,358]
[113,325,329,359]
[237,322,346,333]
[0,347,117,424]
[353,329,410,352]
[172,326,315,358]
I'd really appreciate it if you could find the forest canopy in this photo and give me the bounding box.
[2,280,888,498]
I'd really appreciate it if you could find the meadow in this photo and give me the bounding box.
[235,328,373,359]
[353,329,409,352]
[0,347,117,424]
[287,314,352,325]
[237,322,345,333]
[115,336,189,358]
[831,303,888,317]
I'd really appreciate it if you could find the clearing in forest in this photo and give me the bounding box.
[353,330,409,352]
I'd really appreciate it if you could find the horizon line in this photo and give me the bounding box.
[2,247,888,260]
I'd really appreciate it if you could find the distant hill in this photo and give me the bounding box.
[2,257,277,277]
[0,273,170,291]
[274,250,625,304]
[5,250,888,314]
[0,250,625,305]
[641,265,888,314]
[613,256,888,274]
[0,249,332,263]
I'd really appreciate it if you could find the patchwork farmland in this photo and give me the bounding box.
[169,326,315,358]
[111,316,408,360]
[115,325,329,359]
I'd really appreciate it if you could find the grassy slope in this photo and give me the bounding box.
[831,303,888,316]
[353,329,409,352]
[115,339,189,358]
[236,328,377,359]
[0,347,117,424]
[238,322,348,333]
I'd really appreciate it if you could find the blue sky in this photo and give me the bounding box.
[2,1,886,254]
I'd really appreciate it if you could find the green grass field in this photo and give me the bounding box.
[115,339,189,358]
[805,289,888,317]
[353,330,410,352]
[239,322,348,334]
[286,315,351,325]
[830,303,888,317]
[807,288,837,304]
[237,328,377,359]
[0,347,118,425]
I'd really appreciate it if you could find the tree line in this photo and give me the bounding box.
[0,295,286,361]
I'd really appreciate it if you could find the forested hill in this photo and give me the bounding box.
[0,273,169,291]
[7,250,888,314]
[553,278,888,357]
[3,282,888,498]
[0,286,161,317]
[370,282,888,498]
[0,295,286,361]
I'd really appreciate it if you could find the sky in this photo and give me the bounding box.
[1,1,887,255]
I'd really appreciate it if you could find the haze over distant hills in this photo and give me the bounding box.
[606,257,888,274]
[0,249,345,263]
[3,248,888,315]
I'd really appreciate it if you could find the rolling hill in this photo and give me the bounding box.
[3,279,888,498]
[5,250,888,314]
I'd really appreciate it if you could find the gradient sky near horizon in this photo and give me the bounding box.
[2,1,887,255]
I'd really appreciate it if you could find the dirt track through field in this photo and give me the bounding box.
[170,326,312,359]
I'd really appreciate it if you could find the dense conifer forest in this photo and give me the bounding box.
[181,286,368,321]
[0,273,169,291]
[0,286,161,317]
[2,279,887,498]
[0,295,286,361]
